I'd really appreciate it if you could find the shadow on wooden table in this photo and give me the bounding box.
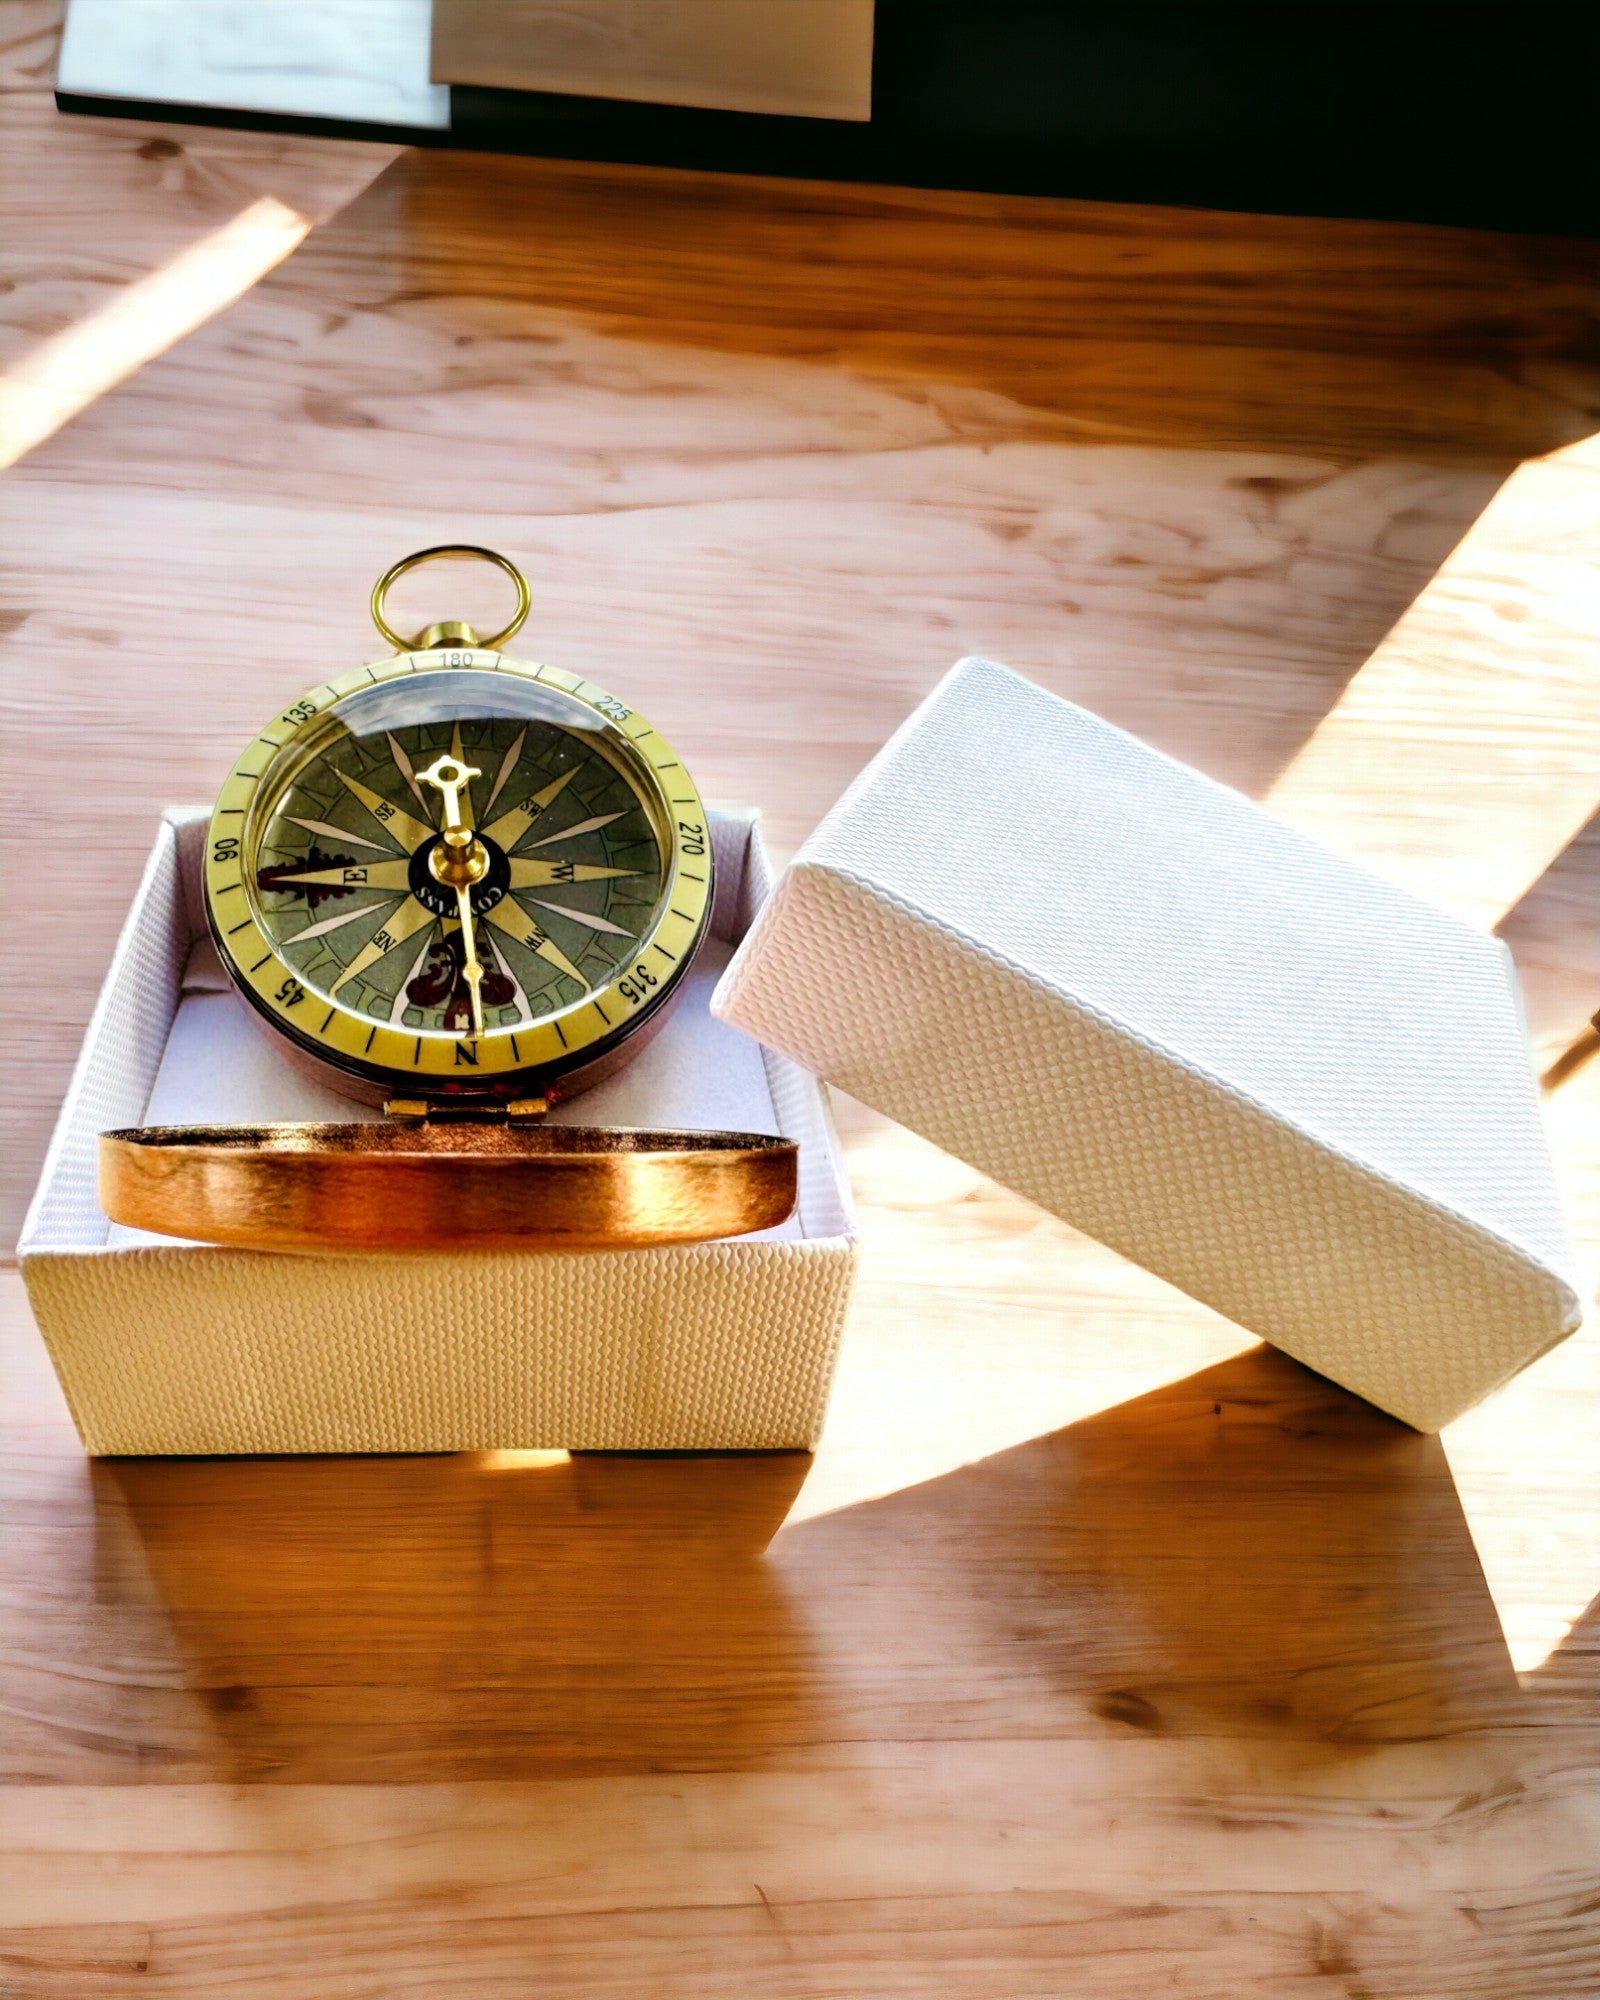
[91,1445,816,1784]
[1495,801,1600,1070]
[777,1344,1523,1749]
[90,1344,1523,1790]
[1532,1588,1600,1708]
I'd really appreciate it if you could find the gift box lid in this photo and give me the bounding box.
[712,655,1583,1431]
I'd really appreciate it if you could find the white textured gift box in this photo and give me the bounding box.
[20,809,857,1455]
[714,656,1582,1432]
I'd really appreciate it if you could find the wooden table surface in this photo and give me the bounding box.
[3,5,1599,1993]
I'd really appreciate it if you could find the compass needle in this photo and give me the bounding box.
[456,883,486,1036]
[448,722,478,830]
[416,751,488,1038]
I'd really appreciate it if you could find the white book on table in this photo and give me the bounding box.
[58,0,451,131]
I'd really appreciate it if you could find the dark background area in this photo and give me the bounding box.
[59,4,1600,237]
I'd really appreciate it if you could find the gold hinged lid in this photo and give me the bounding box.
[99,1119,798,1254]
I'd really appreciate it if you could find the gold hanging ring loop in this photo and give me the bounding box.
[370,545,532,653]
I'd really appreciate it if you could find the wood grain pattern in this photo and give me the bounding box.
[432,0,876,122]
[3,3,1600,1991]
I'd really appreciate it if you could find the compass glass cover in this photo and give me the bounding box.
[241,671,668,1037]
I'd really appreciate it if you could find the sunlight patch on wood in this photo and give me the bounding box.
[790,1122,1260,1525]
[472,1448,573,1471]
[1263,445,1600,931]
[0,196,311,470]
[1444,1054,1600,1673]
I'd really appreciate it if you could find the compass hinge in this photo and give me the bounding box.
[384,1096,549,1125]
[415,619,482,650]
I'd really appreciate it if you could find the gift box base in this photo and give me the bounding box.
[20,810,858,1455]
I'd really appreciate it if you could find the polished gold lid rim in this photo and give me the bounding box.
[100,1124,798,1254]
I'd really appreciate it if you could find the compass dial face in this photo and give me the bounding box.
[257,715,662,1028]
[205,652,713,1092]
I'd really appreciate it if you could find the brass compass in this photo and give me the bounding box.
[99,548,795,1251]
[204,544,714,1100]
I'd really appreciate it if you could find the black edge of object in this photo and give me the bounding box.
[55,91,452,150]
